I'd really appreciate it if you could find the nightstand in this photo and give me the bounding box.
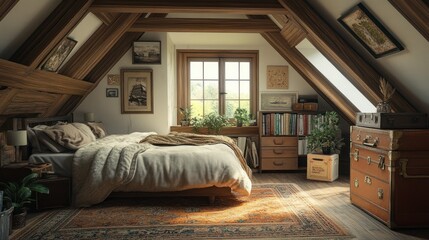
[0,162,53,182]
[33,175,71,210]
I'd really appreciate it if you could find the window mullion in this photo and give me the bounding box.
[219,58,225,115]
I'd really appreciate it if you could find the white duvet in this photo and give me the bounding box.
[72,132,252,207]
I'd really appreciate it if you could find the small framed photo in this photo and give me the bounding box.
[132,41,161,64]
[121,69,153,113]
[260,92,298,111]
[338,3,403,58]
[41,37,77,72]
[107,74,120,85]
[106,88,118,98]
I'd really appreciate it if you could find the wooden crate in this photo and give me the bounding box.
[307,153,338,182]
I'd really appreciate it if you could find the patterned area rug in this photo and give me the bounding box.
[11,183,353,239]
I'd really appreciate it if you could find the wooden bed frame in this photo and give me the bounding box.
[23,115,233,203]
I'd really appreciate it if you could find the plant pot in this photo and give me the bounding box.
[376,101,391,113]
[236,121,243,127]
[322,146,331,155]
[12,210,27,229]
[180,120,189,126]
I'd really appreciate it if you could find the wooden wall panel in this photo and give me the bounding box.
[3,90,59,115]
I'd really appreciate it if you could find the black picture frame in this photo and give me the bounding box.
[106,88,118,98]
[41,37,77,72]
[338,3,404,58]
[132,41,161,64]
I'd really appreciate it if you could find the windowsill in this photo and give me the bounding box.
[170,125,259,136]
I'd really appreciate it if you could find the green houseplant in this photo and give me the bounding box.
[233,108,250,127]
[190,113,230,134]
[179,106,192,126]
[0,173,49,229]
[307,111,344,154]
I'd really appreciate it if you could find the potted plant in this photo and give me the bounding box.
[307,111,344,155]
[233,108,250,127]
[190,113,230,134]
[179,106,192,126]
[0,173,49,229]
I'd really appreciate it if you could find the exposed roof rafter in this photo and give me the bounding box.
[0,0,18,21]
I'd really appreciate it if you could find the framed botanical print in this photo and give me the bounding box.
[267,65,288,89]
[41,37,77,72]
[338,3,403,58]
[121,69,153,113]
[132,41,161,64]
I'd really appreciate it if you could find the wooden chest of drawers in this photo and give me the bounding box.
[260,136,297,170]
[350,126,429,228]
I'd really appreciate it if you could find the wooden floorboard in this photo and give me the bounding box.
[252,172,429,240]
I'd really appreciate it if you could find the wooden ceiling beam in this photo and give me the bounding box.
[388,0,429,42]
[59,13,141,79]
[0,59,92,95]
[10,0,93,69]
[0,0,19,21]
[278,0,417,113]
[90,0,286,14]
[262,32,357,124]
[129,18,279,33]
[91,11,119,25]
[56,32,144,116]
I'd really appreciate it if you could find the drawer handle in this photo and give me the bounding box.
[364,176,372,185]
[273,149,284,154]
[377,188,384,199]
[354,178,359,188]
[367,156,371,165]
[273,139,284,145]
[353,149,359,161]
[362,135,378,147]
[400,159,429,178]
[273,161,284,166]
[378,155,385,170]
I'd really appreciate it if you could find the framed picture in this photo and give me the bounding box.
[267,65,288,89]
[106,88,118,98]
[338,3,403,58]
[41,37,77,72]
[107,74,120,85]
[121,69,153,113]
[132,41,161,64]
[260,92,298,111]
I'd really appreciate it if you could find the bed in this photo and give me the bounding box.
[24,116,252,207]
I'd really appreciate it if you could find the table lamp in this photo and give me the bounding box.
[84,112,95,122]
[6,130,27,162]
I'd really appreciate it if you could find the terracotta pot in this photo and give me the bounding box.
[12,210,27,229]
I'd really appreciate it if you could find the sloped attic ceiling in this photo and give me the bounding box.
[0,0,428,129]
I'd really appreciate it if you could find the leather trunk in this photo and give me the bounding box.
[350,126,429,228]
[356,112,427,129]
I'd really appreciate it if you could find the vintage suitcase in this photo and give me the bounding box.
[350,126,429,228]
[356,112,427,129]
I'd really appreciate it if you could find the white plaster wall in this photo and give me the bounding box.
[74,32,170,134]
[75,32,318,134]
[308,0,429,113]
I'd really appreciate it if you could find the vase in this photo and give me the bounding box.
[376,101,391,113]
[12,210,27,229]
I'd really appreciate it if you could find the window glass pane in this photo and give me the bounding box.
[204,100,218,115]
[225,62,239,79]
[296,39,376,112]
[239,100,250,113]
[225,81,239,99]
[240,62,250,80]
[204,80,218,99]
[204,62,219,79]
[190,80,203,99]
[225,100,239,118]
[239,80,250,99]
[190,61,203,79]
[190,100,204,117]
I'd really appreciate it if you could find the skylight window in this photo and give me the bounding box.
[296,39,376,113]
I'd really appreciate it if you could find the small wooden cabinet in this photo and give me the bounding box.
[33,175,71,210]
[260,136,298,170]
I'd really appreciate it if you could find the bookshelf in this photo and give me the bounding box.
[258,111,318,171]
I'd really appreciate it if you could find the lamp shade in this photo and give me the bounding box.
[6,130,27,146]
[84,112,95,122]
